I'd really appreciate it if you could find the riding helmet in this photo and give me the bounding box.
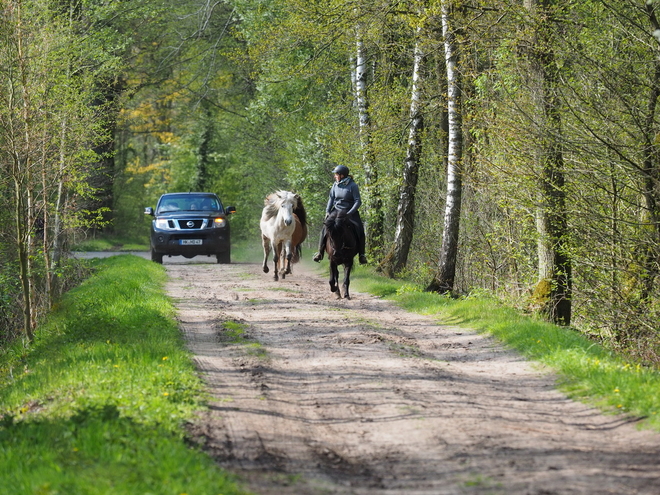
[332,165,350,176]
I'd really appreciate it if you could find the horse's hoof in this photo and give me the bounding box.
[263,266,269,273]
[345,294,351,300]
[274,274,279,281]
[330,286,338,293]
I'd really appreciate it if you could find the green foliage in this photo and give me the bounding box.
[0,255,248,494]
[105,0,660,361]
[221,320,266,358]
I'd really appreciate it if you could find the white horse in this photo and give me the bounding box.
[260,191,307,281]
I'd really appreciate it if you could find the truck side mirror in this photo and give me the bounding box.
[144,207,154,216]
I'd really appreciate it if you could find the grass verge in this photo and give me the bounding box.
[350,267,660,431]
[0,255,248,495]
[71,234,149,252]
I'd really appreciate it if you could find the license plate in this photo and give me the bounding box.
[180,239,202,245]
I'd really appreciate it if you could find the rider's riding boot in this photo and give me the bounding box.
[314,232,327,262]
[357,228,367,265]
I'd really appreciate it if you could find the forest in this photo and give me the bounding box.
[1,0,660,366]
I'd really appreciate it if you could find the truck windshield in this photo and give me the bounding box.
[157,195,221,213]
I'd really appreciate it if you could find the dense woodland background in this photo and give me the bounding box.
[2,0,660,366]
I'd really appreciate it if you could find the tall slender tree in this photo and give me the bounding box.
[383,22,426,276]
[639,1,660,301]
[354,18,383,258]
[427,0,464,294]
[525,0,571,325]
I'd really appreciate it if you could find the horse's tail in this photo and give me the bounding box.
[292,243,303,263]
[291,214,307,264]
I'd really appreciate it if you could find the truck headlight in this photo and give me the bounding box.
[155,218,170,229]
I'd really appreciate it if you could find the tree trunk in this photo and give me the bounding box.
[14,1,36,341]
[639,2,660,301]
[355,23,383,258]
[49,115,69,304]
[525,0,572,325]
[14,170,34,342]
[88,78,123,235]
[384,27,425,277]
[427,2,463,294]
[195,99,213,192]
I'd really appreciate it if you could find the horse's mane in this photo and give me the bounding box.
[324,211,357,263]
[262,191,285,221]
[262,191,307,224]
[324,211,353,237]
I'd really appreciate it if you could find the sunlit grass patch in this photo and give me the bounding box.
[220,321,266,358]
[0,255,249,494]
[0,405,243,494]
[71,234,149,252]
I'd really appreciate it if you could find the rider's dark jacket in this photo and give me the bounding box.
[326,177,361,217]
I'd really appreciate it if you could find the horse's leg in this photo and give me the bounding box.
[329,262,340,298]
[343,260,353,299]
[283,239,293,275]
[262,235,270,273]
[272,241,280,281]
[277,241,287,279]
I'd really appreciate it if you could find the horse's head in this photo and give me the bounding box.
[262,190,306,229]
[263,191,294,226]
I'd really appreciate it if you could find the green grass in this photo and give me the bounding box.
[350,267,660,431]
[220,321,266,358]
[72,234,149,252]
[0,255,249,495]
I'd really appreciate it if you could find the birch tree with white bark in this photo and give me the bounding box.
[427,0,464,294]
[383,22,426,276]
[355,18,384,258]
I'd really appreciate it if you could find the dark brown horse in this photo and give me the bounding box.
[323,210,358,299]
[289,196,308,271]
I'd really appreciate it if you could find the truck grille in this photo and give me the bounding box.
[176,219,205,229]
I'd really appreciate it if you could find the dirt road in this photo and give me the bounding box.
[164,259,660,495]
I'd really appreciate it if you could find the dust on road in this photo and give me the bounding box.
[164,259,660,495]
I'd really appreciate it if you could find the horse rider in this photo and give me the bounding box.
[313,165,368,265]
